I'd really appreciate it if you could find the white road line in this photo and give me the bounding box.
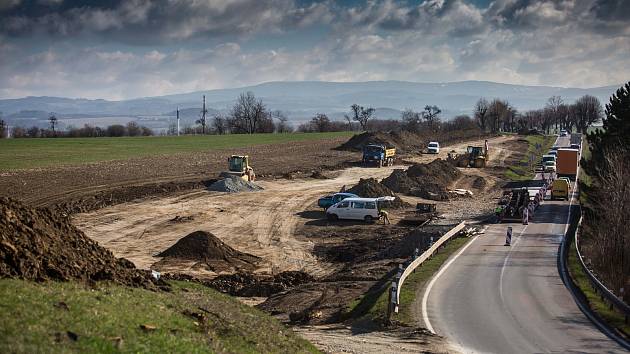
[499,224,529,305]
[422,235,480,334]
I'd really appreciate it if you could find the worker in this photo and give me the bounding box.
[484,139,489,155]
[379,209,391,225]
[522,206,529,225]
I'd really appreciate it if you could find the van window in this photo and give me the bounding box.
[365,202,376,209]
[337,201,349,208]
[352,201,365,209]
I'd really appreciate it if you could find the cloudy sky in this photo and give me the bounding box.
[0,0,628,100]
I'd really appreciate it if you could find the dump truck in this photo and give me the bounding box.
[556,148,579,180]
[362,144,396,167]
[457,146,486,168]
[223,155,255,181]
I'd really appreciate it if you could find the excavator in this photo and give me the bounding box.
[223,155,255,181]
[456,146,487,168]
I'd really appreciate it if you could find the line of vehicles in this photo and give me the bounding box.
[495,133,581,223]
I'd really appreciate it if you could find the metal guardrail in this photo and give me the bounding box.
[388,221,467,316]
[574,215,630,322]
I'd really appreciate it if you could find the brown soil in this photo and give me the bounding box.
[0,197,154,288]
[153,231,261,274]
[346,178,407,208]
[382,159,462,201]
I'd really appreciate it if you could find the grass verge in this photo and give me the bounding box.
[505,135,556,180]
[0,132,354,170]
[346,237,471,326]
[567,241,630,337]
[0,279,318,353]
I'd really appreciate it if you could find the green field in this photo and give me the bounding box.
[0,279,318,353]
[0,132,354,170]
[505,135,556,181]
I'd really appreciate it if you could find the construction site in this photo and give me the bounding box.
[0,128,542,351]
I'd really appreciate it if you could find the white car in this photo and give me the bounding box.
[559,130,568,137]
[427,141,440,154]
[544,160,557,172]
[326,197,394,223]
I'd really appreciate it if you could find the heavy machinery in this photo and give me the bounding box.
[400,203,438,225]
[223,155,255,181]
[457,146,486,168]
[362,144,396,167]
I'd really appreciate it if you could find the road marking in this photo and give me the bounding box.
[499,224,529,305]
[422,235,480,334]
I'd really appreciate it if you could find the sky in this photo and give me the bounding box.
[0,0,628,100]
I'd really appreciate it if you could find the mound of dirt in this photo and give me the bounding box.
[406,159,462,184]
[336,132,400,152]
[155,231,260,273]
[208,271,316,297]
[208,176,263,193]
[382,159,462,201]
[345,178,406,208]
[0,198,154,287]
[472,176,487,190]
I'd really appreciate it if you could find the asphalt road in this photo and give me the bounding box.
[421,135,626,353]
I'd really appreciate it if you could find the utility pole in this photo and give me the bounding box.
[201,95,208,134]
[176,106,180,136]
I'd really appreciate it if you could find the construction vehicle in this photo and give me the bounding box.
[400,203,438,225]
[497,180,546,222]
[223,155,255,181]
[362,144,396,167]
[457,146,486,168]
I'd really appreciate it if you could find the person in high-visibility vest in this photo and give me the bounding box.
[522,206,529,225]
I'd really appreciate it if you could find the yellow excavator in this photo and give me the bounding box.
[456,146,486,168]
[223,155,255,181]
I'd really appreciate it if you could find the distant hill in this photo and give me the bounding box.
[0,80,620,129]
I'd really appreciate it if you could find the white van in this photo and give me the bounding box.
[427,142,440,154]
[326,197,394,223]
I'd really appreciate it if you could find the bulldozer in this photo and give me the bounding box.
[223,155,255,181]
[457,146,486,168]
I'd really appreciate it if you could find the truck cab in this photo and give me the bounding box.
[362,144,395,167]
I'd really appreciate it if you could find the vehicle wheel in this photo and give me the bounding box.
[364,215,374,223]
[327,213,338,221]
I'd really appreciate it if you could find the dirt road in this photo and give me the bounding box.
[74,135,518,279]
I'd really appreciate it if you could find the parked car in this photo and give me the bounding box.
[544,160,557,172]
[326,197,394,223]
[427,141,440,154]
[317,192,358,210]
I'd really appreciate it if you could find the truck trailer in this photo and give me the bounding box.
[556,148,579,180]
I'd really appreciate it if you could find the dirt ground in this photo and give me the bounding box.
[73,135,517,278]
[1,136,356,207]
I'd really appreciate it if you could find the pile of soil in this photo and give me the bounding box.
[154,231,261,273]
[336,132,400,152]
[382,159,462,201]
[208,176,263,193]
[472,176,487,190]
[208,271,316,297]
[0,197,154,287]
[345,178,406,208]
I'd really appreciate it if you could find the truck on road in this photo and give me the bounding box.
[556,148,579,180]
[362,144,396,167]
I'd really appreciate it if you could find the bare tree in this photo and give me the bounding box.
[0,117,5,139]
[228,92,271,134]
[49,113,58,136]
[422,105,441,128]
[126,121,142,136]
[401,108,421,132]
[546,95,564,131]
[348,104,374,131]
[311,113,331,132]
[212,113,228,135]
[474,98,489,131]
[572,95,603,133]
[273,110,292,133]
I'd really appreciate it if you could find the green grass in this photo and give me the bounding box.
[0,132,354,170]
[347,237,471,326]
[567,241,630,337]
[0,279,318,353]
[505,135,556,181]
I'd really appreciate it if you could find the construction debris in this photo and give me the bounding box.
[208,175,263,193]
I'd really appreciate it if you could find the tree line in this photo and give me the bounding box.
[0,91,604,139]
[580,82,630,303]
